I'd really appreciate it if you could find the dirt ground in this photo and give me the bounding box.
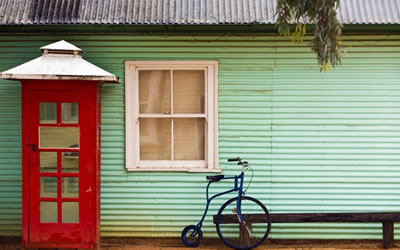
[1,237,399,250]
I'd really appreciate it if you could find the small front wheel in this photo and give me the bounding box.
[181,225,203,247]
[216,196,271,250]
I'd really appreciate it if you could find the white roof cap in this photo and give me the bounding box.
[0,40,119,83]
[40,40,82,53]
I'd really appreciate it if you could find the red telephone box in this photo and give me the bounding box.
[0,41,119,249]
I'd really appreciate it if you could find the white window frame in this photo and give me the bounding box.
[125,61,219,172]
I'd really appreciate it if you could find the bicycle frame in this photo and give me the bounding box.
[182,159,271,249]
[194,170,246,231]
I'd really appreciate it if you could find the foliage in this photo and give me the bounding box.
[275,0,343,71]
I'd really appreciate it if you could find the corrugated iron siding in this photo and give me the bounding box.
[0,75,21,235]
[0,32,399,239]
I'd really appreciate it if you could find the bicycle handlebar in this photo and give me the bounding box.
[227,157,241,162]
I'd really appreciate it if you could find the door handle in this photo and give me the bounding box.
[26,143,37,152]
[26,143,38,168]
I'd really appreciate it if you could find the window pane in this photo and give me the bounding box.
[62,177,79,198]
[39,127,79,148]
[41,177,57,198]
[140,118,171,160]
[62,152,79,173]
[174,118,205,160]
[62,202,79,223]
[41,202,57,223]
[173,70,205,114]
[40,152,57,173]
[62,103,79,124]
[139,70,171,114]
[40,102,57,124]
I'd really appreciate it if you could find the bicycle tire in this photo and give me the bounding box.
[215,196,271,250]
[181,224,203,247]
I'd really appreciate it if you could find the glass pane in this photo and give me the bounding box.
[173,70,205,114]
[41,202,57,223]
[40,177,57,198]
[39,127,79,148]
[62,177,79,198]
[40,102,57,124]
[62,103,79,124]
[174,118,205,160]
[139,70,171,114]
[62,202,79,223]
[140,118,171,160]
[62,152,79,173]
[40,152,57,173]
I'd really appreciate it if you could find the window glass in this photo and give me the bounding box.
[62,202,79,223]
[62,177,79,198]
[41,202,57,223]
[62,152,79,173]
[40,102,57,124]
[173,70,205,114]
[139,70,171,114]
[174,118,205,160]
[40,177,57,198]
[40,152,57,173]
[39,127,79,148]
[62,103,79,124]
[140,118,171,160]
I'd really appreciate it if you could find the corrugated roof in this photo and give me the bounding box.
[0,0,399,25]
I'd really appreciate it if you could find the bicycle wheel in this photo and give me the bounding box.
[215,196,271,250]
[181,225,203,247]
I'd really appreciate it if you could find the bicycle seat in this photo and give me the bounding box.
[206,175,224,182]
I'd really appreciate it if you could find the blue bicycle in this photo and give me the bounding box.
[181,157,271,249]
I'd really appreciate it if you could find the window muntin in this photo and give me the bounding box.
[125,61,218,172]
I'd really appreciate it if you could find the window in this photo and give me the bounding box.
[125,61,219,172]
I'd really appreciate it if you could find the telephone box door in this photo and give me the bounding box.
[22,82,99,248]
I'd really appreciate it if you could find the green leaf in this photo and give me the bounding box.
[275,0,343,71]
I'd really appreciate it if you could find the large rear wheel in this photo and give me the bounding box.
[215,196,271,249]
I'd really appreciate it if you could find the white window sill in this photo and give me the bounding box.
[126,167,222,173]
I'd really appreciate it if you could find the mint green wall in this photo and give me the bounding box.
[0,31,399,239]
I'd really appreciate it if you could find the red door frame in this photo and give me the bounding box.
[21,80,101,249]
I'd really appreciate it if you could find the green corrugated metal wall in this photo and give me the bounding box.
[0,31,399,239]
[0,76,21,236]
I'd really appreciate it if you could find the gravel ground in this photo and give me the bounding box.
[1,237,398,250]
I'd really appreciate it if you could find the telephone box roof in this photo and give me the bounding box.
[40,40,83,52]
[0,40,119,83]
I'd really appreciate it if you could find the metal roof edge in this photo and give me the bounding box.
[0,24,398,35]
[0,73,120,83]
